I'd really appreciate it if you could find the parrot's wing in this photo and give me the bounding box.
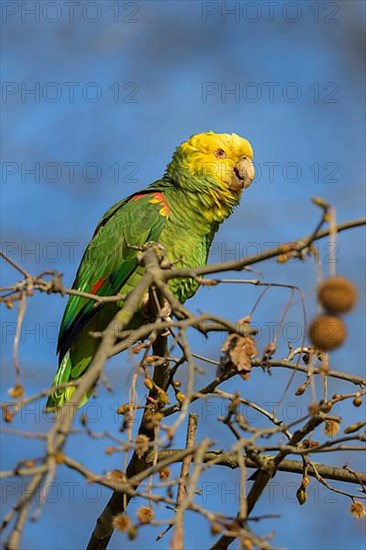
[57,191,169,359]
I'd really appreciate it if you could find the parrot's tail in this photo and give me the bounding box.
[45,351,91,410]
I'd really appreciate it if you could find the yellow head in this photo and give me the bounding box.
[166,131,255,221]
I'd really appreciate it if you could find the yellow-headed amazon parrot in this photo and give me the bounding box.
[47,131,255,408]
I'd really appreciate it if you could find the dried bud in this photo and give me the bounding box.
[324,420,340,437]
[210,523,222,536]
[104,446,118,455]
[159,466,170,481]
[308,402,320,415]
[136,506,154,524]
[262,341,276,361]
[116,403,135,415]
[295,383,307,396]
[144,377,154,390]
[320,401,333,414]
[143,411,163,430]
[8,384,25,399]
[303,439,319,449]
[318,276,357,314]
[277,253,290,264]
[312,197,329,209]
[108,469,125,481]
[54,452,65,464]
[112,514,132,532]
[296,487,307,505]
[302,475,310,488]
[276,243,297,263]
[127,526,137,540]
[199,278,219,286]
[344,421,365,434]
[176,392,186,404]
[144,355,160,364]
[116,405,126,415]
[132,342,146,354]
[309,315,346,351]
[349,501,366,518]
[156,387,170,405]
[2,405,15,423]
[135,434,149,458]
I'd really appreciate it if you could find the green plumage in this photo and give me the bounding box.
[47,131,254,408]
[47,180,218,408]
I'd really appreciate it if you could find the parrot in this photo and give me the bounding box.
[46,131,255,409]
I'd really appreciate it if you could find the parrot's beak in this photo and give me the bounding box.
[230,156,255,191]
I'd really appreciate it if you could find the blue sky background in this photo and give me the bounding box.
[1,1,365,549]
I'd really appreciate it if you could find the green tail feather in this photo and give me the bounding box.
[46,351,91,410]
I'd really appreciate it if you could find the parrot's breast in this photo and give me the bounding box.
[159,221,209,303]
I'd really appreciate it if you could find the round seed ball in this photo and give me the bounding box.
[318,276,357,314]
[309,314,346,351]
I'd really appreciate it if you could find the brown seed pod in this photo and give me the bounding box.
[309,314,346,351]
[349,501,366,519]
[112,514,132,532]
[136,506,154,524]
[318,276,357,314]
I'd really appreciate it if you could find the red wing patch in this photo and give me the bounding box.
[148,192,169,218]
[90,278,105,294]
[129,193,146,202]
[129,192,169,218]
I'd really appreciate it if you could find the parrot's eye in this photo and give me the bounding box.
[214,148,226,159]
